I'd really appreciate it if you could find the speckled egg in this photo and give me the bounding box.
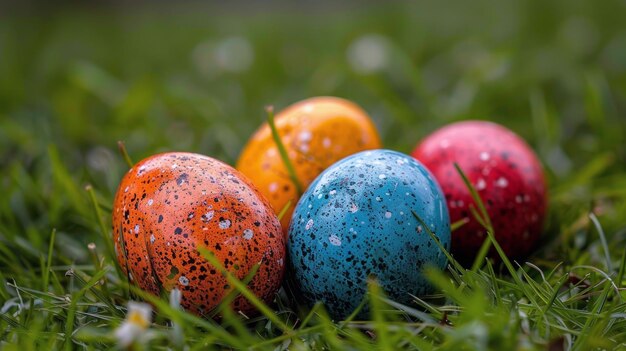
[112,152,285,316]
[412,121,547,264]
[288,149,450,319]
[236,96,381,235]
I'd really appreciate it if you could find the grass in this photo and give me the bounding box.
[2,0,626,349]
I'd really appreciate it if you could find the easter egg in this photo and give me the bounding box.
[287,149,450,319]
[112,152,285,316]
[236,96,382,235]
[412,121,547,264]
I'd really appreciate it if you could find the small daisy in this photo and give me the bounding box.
[114,301,152,348]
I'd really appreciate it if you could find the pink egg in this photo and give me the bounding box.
[412,121,547,264]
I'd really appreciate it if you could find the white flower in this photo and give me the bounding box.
[114,301,152,348]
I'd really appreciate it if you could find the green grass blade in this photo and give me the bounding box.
[42,228,56,292]
[208,262,261,318]
[266,105,303,195]
[197,246,291,333]
[368,278,392,351]
[117,140,134,168]
[616,248,626,290]
[277,199,293,221]
[453,163,493,233]
[451,218,469,232]
[588,212,613,272]
[63,268,110,350]
[411,210,463,273]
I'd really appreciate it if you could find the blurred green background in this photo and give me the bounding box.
[1,0,625,267]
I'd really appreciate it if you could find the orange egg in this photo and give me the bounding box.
[112,152,285,316]
[236,96,382,234]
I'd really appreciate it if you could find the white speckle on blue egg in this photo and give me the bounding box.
[287,149,451,319]
[328,234,342,246]
[350,203,359,213]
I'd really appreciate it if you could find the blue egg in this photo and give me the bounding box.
[287,149,450,319]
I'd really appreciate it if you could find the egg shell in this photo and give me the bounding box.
[236,96,382,235]
[287,149,450,319]
[112,152,285,316]
[412,120,547,264]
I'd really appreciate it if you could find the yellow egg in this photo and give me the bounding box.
[236,96,382,235]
